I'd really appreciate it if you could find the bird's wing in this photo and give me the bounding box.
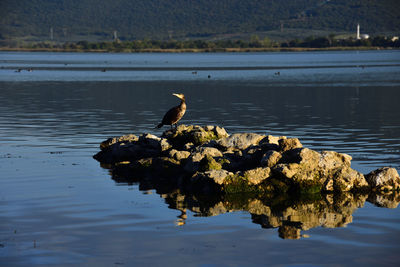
[161,105,179,124]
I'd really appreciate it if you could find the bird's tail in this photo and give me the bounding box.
[156,123,163,129]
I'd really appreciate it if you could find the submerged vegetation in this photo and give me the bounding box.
[2,35,400,52]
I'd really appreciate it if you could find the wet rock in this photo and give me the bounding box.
[366,167,400,191]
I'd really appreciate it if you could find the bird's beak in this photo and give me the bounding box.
[172,93,182,99]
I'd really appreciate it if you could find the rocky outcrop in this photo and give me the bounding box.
[94,125,400,194]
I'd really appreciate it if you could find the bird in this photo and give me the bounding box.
[156,93,186,129]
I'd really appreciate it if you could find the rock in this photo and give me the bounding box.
[184,142,194,150]
[214,126,228,137]
[163,124,226,147]
[324,179,334,191]
[279,138,302,152]
[273,163,300,179]
[198,155,222,172]
[366,167,400,191]
[331,168,368,192]
[139,133,161,150]
[204,125,214,131]
[243,167,271,185]
[216,133,265,151]
[94,141,161,164]
[261,150,282,167]
[281,148,320,166]
[192,169,233,185]
[261,135,286,145]
[242,146,264,169]
[160,138,172,151]
[319,151,352,170]
[184,147,224,173]
[169,149,190,161]
[94,125,399,195]
[273,148,320,180]
[190,147,223,162]
[100,134,138,150]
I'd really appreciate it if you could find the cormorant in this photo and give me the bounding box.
[156,93,186,128]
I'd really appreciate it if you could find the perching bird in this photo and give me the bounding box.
[156,93,186,129]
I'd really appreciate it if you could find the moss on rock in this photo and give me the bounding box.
[198,154,222,172]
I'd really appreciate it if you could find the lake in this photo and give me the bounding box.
[1,51,400,266]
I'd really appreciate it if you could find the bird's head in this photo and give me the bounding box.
[172,93,185,101]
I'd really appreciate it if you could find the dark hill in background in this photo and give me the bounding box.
[1,0,399,43]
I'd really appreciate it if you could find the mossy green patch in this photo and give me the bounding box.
[217,158,231,169]
[198,155,222,172]
[223,174,261,194]
[296,180,323,195]
[192,131,218,145]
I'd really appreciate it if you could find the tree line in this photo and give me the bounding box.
[7,35,400,51]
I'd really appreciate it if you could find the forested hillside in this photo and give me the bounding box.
[0,0,399,42]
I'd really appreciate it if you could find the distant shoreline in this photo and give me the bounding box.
[0,46,396,53]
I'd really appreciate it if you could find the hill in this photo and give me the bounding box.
[0,0,399,43]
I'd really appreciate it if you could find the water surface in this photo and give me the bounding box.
[1,51,400,266]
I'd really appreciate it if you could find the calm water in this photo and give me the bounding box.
[1,51,400,266]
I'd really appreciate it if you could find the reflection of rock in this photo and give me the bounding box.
[367,191,400,208]
[110,163,400,239]
[94,125,400,194]
[278,225,301,239]
[159,189,394,239]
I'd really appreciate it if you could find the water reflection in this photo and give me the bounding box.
[109,165,399,239]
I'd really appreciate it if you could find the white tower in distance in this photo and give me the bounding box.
[357,24,360,40]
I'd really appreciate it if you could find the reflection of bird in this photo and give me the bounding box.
[157,93,186,128]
